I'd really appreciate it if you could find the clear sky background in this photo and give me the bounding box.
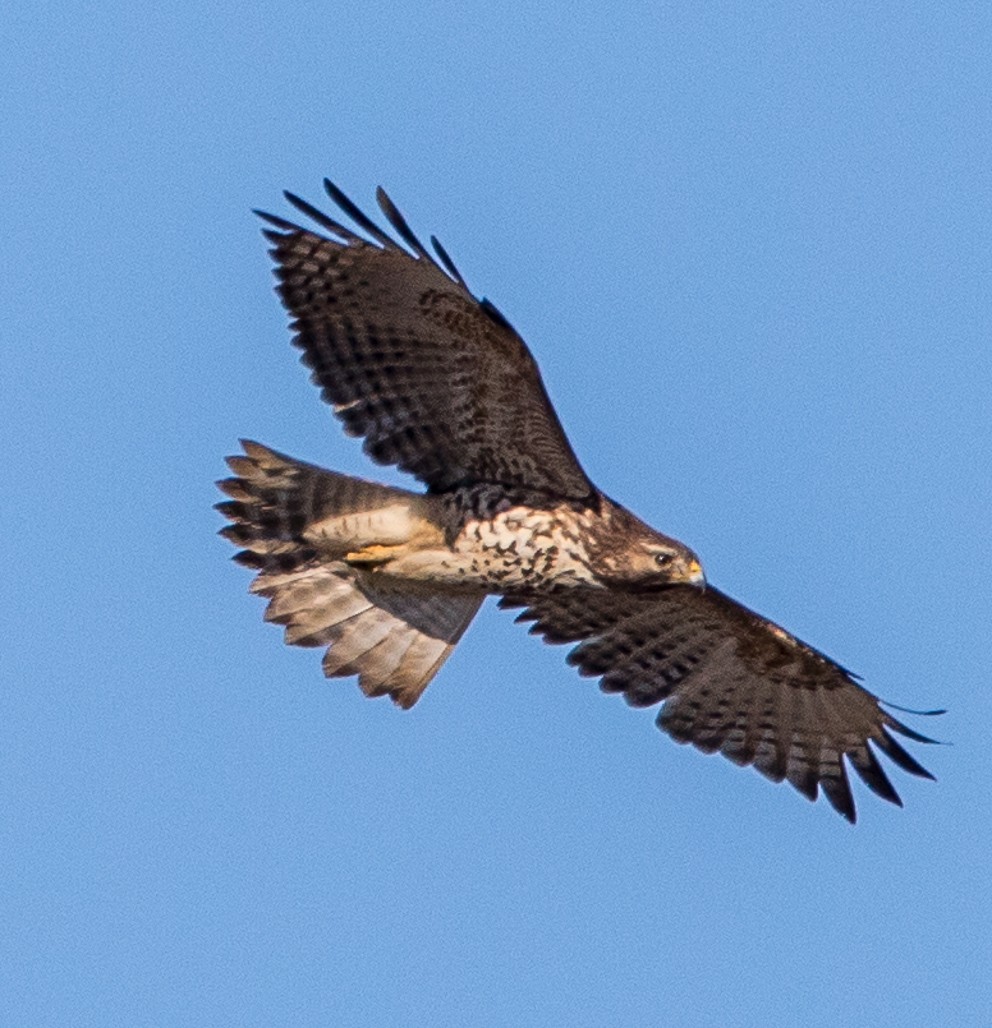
[3,3,990,1025]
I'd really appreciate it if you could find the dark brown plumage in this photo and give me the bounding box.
[218,178,940,822]
[258,184,593,499]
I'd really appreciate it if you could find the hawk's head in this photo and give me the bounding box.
[589,503,705,591]
[625,539,705,591]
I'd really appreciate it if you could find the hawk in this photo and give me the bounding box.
[217,178,939,822]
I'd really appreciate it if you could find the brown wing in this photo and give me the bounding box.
[255,180,594,499]
[502,585,938,822]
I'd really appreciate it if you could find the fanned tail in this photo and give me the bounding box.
[216,441,481,707]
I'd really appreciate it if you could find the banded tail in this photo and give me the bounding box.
[216,441,481,708]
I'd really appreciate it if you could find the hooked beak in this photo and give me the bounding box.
[685,559,706,587]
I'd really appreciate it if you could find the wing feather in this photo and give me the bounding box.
[257,181,594,499]
[502,586,938,822]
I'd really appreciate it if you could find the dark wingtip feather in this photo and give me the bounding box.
[323,179,395,248]
[283,191,360,242]
[883,700,947,717]
[874,731,936,781]
[847,746,902,805]
[376,186,431,259]
[253,209,300,231]
[430,234,467,287]
[887,715,943,746]
[819,768,859,823]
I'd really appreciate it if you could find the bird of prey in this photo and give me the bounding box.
[217,178,939,822]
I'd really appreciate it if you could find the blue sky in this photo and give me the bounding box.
[4,2,990,1025]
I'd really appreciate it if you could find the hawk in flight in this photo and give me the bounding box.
[217,178,939,822]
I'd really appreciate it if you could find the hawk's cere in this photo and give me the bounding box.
[217,179,939,822]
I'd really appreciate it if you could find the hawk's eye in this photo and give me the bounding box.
[654,552,675,569]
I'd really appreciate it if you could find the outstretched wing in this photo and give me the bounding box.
[502,585,938,821]
[256,180,595,500]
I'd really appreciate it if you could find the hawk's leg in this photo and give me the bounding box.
[344,543,408,566]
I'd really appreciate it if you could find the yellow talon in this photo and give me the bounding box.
[344,544,399,565]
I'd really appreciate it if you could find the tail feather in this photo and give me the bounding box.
[217,441,481,707]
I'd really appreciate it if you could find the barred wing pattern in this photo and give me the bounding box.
[502,586,937,822]
[227,176,940,821]
[257,181,594,499]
